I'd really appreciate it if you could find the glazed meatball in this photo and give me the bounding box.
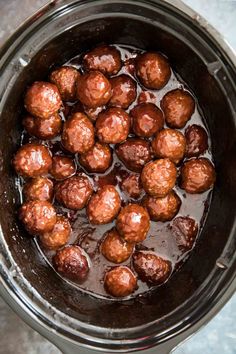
[22,113,62,140]
[79,142,112,173]
[24,81,62,119]
[83,45,122,76]
[13,143,52,178]
[109,74,137,109]
[104,266,137,297]
[171,216,198,251]
[76,71,112,108]
[136,52,171,90]
[40,215,71,250]
[116,204,150,243]
[87,185,121,224]
[50,66,79,101]
[50,156,76,180]
[161,89,195,128]
[84,106,105,122]
[143,190,181,222]
[23,177,53,202]
[133,252,172,285]
[19,200,56,235]
[185,124,208,157]
[180,158,216,193]
[61,112,95,154]
[55,175,93,210]
[101,229,134,263]
[141,159,177,197]
[53,245,89,282]
[96,107,130,144]
[121,174,143,199]
[131,103,164,138]
[152,128,186,164]
[115,139,151,172]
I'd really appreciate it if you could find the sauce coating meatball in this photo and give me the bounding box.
[50,66,79,101]
[24,81,62,119]
[109,74,137,109]
[23,177,53,202]
[131,103,164,137]
[22,113,62,140]
[13,143,52,178]
[104,266,137,297]
[141,159,177,197]
[185,124,208,157]
[136,52,171,89]
[50,156,76,180]
[40,215,71,250]
[87,185,121,224]
[171,216,198,251]
[96,107,130,144]
[180,158,216,193]
[101,229,134,263]
[161,89,195,128]
[115,139,151,172]
[121,174,143,199]
[55,175,93,210]
[79,142,112,173]
[116,204,150,243]
[61,112,95,154]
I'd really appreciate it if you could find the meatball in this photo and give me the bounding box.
[136,52,171,90]
[185,124,208,157]
[121,174,143,199]
[39,215,71,250]
[79,142,112,173]
[152,128,186,164]
[53,245,89,282]
[116,204,150,243]
[87,185,121,224]
[13,143,52,178]
[84,106,105,122]
[19,200,56,235]
[131,103,164,138]
[22,113,62,140]
[180,158,216,193]
[161,89,195,128]
[96,107,130,144]
[76,70,112,108]
[109,74,137,109]
[50,156,76,180]
[50,66,79,101]
[133,252,172,285]
[171,216,198,251]
[23,177,53,202]
[24,81,62,119]
[141,159,177,197]
[55,175,93,210]
[104,266,137,297]
[143,191,181,222]
[101,229,134,263]
[61,112,95,154]
[115,139,151,172]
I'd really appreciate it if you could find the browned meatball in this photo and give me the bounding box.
[53,245,89,282]
[23,177,53,202]
[84,106,105,122]
[115,139,151,172]
[22,114,62,140]
[161,89,195,128]
[96,107,130,144]
[55,175,93,210]
[136,52,171,90]
[109,74,137,109]
[141,159,177,197]
[50,156,76,180]
[133,252,172,285]
[185,124,208,157]
[13,143,52,178]
[76,71,112,108]
[143,191,181,222]
[152,128,186,164]
[83,45,122,76]
[79,142,112,173]
[131,103,164,138]
[121,174,143,199]
[180,158,216,193]
[171,216,198,251]
[87,185,121,224]
[61,112,95,154]
[24,81,62,119]
[19,200,56,235]
[101,229,134,263]
[50,66,79,101]
[39,215,71,250]
[116,204,150,243]
[104,266,137,297]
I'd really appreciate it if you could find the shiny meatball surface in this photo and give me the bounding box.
[50,156,76,180]
[23,113,62,140]
[50,66,79,101]
[171,216,198,251]
[104,266,137,297]
[79,142,112,173]
[185,124,208,157]
[23,177,53,202]
[101,229,134,263]
[40,216,71,250]
[109,74,137,109]
[121,174,143,199]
